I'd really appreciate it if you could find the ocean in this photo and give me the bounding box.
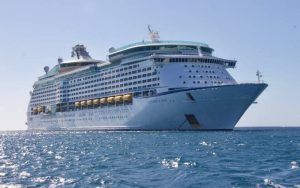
[0,128,299,188]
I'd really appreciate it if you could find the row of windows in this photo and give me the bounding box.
[182,80,224,84]
[62,82,160,97]
[65,84,159,101]
[32,75,159,103]
[61,71,157,90]
[60,77,159,94]
[31,97,56,104]
[67,64,141,84]
[31,82,160,105]
[109,45,199,60]
[154,58,223,64]
[60,67,154,89]
[183,75,220,79]
[32,91,56,99]
[33,89,56,96]
[33,84,56,92]
[33,63,155,98]
[66,79,159,96]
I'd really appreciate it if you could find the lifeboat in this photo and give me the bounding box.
[123,94,132,102]
[107,96,115,104]
[100,98,107,105]
[33,107,38,114]
[37,106,45,113]
[87,100,93,106]
[75,102,81,107]
[115,95,123,103]
[93,99,100,105]
[81,100,87,107]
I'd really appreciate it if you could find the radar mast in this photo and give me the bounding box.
[256,70,263,83]
[148,25,160,42]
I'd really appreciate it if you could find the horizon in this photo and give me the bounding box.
[0,0,299,130]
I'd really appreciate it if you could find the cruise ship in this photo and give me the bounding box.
[27,27,267,130]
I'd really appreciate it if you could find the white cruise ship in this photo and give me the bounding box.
[27,28,267,130]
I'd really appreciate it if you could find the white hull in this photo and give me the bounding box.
[27,83,267,130]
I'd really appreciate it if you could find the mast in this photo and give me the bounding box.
[256,70,263,83]
[148,25,160,42]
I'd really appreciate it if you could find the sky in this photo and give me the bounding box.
[0,0,299,130]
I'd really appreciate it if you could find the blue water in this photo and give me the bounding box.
[0,128,300,187]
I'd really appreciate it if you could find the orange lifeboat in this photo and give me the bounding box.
[81,100,87,107]
[115,95,123,103]
[93,99,100,105]
[107,96,115,104]
[123,94,132,103]
[75,102,81,107]
[33,107,38,114]
[87,100,93,106]
[100,98,107,105]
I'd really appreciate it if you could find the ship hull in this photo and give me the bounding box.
[27,83,267,130]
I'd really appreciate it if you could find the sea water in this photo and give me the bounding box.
[0,128,299,187]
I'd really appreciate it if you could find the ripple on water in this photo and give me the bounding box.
[291,161,299,169]
[0,184,22,188]
[33,176,49,183]
[161,157,197,169]
[264,178,286,188]
[19,171,31,178]
[199,141,211,146]
[0,129,300,187]
[54,155,63,160]
[48,177,75,187]
[161,157,180,169]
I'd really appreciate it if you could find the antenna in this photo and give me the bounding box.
[147,25,160,42]
[256,70,263,83]
[147,25,153,33]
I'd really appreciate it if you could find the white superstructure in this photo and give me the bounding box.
[27,29,267,130]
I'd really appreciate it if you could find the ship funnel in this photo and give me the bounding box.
[71,45,92,60]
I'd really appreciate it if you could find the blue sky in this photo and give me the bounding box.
[0,0,299,130]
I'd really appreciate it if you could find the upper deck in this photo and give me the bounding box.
[108,40,214,63]
[110,40,211,54]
